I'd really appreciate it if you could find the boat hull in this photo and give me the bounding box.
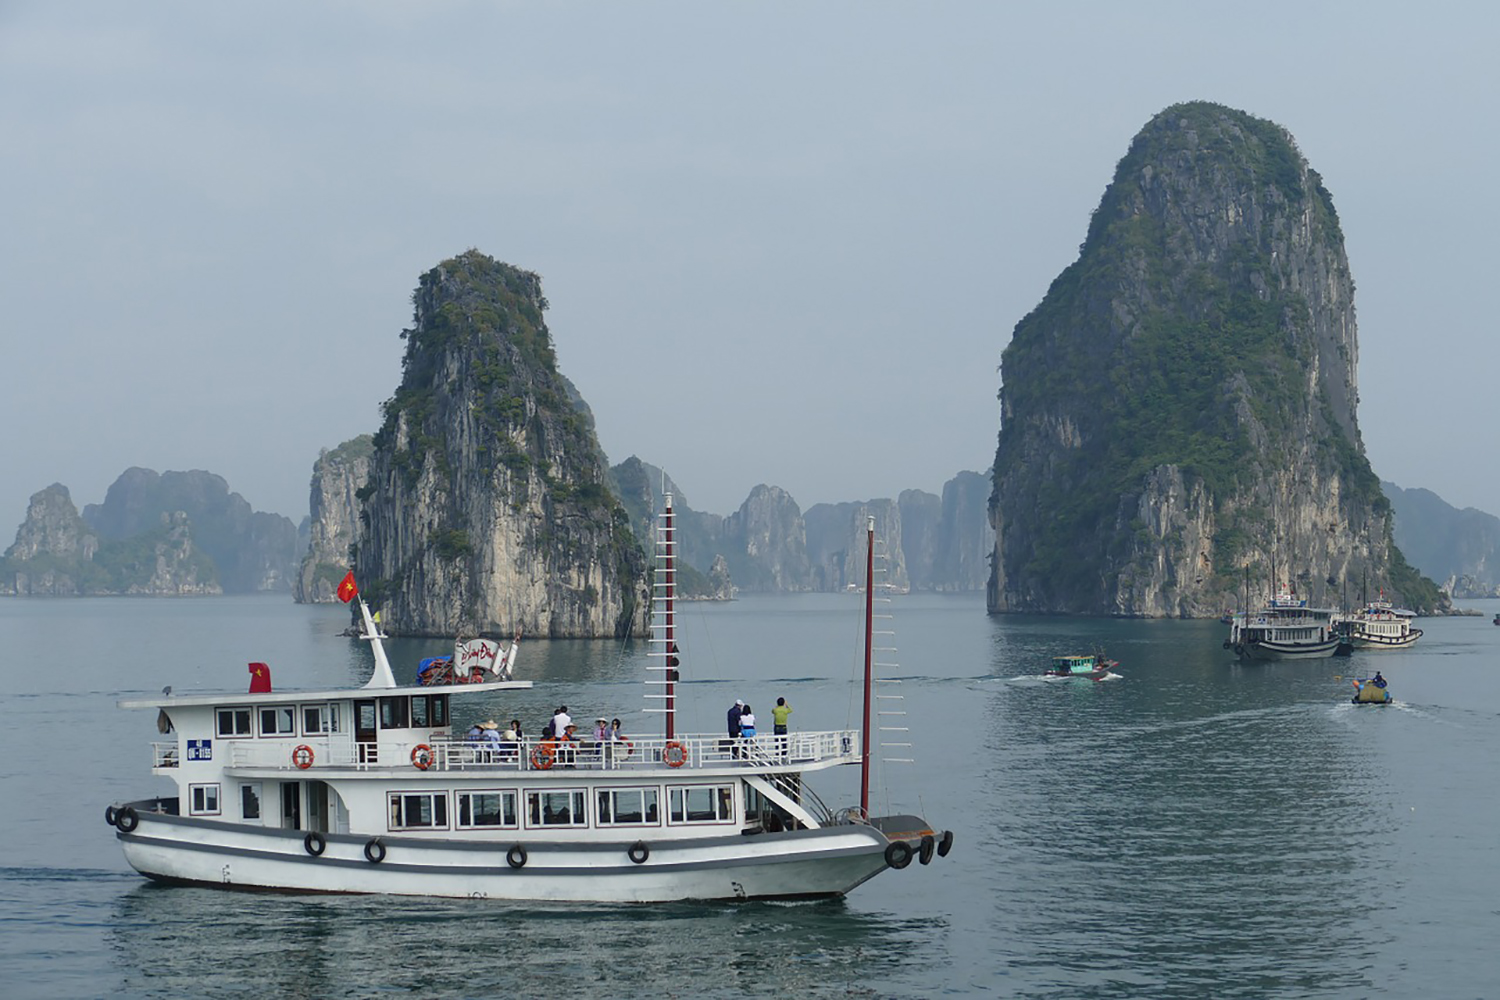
[1344,630,1422,651]
[1233,637,1342,660]
[112,803,894,902]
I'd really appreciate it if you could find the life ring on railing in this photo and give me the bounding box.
[363,838,386,863]
[662,741,687,768]
[506,844,528,869]
[115,806,139,833]
[304,831,327,856]
[884,840,913,870]
[628,841,650,864]
[291,745,314,770]
[411,744,433,770]
[105,805,118,827]
[530,743,556,770]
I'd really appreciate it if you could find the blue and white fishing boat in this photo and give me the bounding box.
[105,499,952,901]
[1339,598,1422,650]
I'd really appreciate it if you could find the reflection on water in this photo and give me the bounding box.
[108,884,948,998]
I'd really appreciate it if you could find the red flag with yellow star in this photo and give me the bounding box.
[248,662,272,693]
[336,571,358,603]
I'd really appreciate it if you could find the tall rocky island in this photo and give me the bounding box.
[989,102,1440,616]
[354,251,647,637]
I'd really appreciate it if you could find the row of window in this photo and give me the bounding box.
[215,696,450,740]
[387,784,736,832]
[217,704,341,739]
[190,781,736,832]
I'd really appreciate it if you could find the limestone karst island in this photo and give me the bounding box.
[0,101,1465,626]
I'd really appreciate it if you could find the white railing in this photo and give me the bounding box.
[151,742,179,768]
[223,730,861,773]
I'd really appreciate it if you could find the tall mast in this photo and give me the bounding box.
[861,514,874,816]
[664,492,676,740]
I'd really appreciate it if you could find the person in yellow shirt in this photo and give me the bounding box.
[771,697,792,756]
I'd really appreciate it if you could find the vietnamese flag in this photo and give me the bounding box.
[248,662,272,693]
[336,571,358,603]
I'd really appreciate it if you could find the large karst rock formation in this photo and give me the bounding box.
[353,251,647,638]
[988,101,1440,616]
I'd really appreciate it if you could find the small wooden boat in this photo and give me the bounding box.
[1351,675,1393,705]
[1045,653,1118,681]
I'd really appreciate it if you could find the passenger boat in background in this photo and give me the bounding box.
[1044,653,1119,681]
[105,499,952,901]
[1339,598,1422,650]
[1225,584,1345,660]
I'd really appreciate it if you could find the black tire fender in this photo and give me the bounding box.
[628,841,650,865]
[105,805,118,827]
[937,830,954,857]
[919,834,936,865]
[304,832,327,857]
[506,844,528,869]
[884,840,913,870]
[363,838,386,863]
[115,806,139,833]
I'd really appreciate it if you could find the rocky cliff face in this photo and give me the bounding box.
[83,468,298,592]
[0,484,220,595]
[805,499,909,592]
[722,485,813,592]
[933,471,995,592]
[295,436,374,603]
[990,101,1440,615]
[355,251,647,638]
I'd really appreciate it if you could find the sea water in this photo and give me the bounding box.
[2,593,1498,998]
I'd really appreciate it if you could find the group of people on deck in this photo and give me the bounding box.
[727,697,792,758]
[464,706,632,766]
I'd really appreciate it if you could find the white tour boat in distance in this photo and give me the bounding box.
[1338,597,1422,651]
[106,500,952,901]
[1224,584,1346,660]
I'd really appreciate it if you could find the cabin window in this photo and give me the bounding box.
[388,791,448,830]
[668,785,734,824]
[302,703,340,735]
[259,706,296,737]
[241,783,261,821]
[216,707,252,738]
[379,697,409,730]
[189,783,221,816]
[456,790,518,829]
[410,696,430,727]
[432,695,448,727]
[597,787,659,826]
[525,789,587,828]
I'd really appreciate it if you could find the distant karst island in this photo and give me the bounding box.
[7,103,1491,623]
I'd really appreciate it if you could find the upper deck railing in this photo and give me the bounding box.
[212,730,861,775]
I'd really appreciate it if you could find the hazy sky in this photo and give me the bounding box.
[3,2,1496,531]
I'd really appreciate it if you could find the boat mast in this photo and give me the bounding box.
[664,492,676,740]
[861,514,874,816]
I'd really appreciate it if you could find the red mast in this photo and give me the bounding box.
[860,514,874,816]
[663,492,676,740]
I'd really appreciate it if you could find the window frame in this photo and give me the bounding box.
[524,788,588,829]
[596,785,661,827]
[387,790,449,831]
[301,702,341,736]
[240,782,262,821]
[258,705,296,737]
[189,783,222,816]
[667,784,736,826]
[215,707,253,738]
[455,788,519,830]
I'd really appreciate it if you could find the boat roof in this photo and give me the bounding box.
[119,678,532,711]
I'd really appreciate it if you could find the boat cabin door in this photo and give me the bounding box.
[355,699,378,764]
[280,781,302,830]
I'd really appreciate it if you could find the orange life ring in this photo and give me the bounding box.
[663,741,687,768]
[530,742,556,770]
[292,744,314,770]
[411,744,433,770]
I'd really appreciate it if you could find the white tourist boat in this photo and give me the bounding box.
[1338,598,1422,651]
[1224,585,1345,660]
[106,498,952,901]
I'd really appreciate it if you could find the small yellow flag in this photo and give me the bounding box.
[372,610,382,623]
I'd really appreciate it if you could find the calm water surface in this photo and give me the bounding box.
[2,593,1498,998]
